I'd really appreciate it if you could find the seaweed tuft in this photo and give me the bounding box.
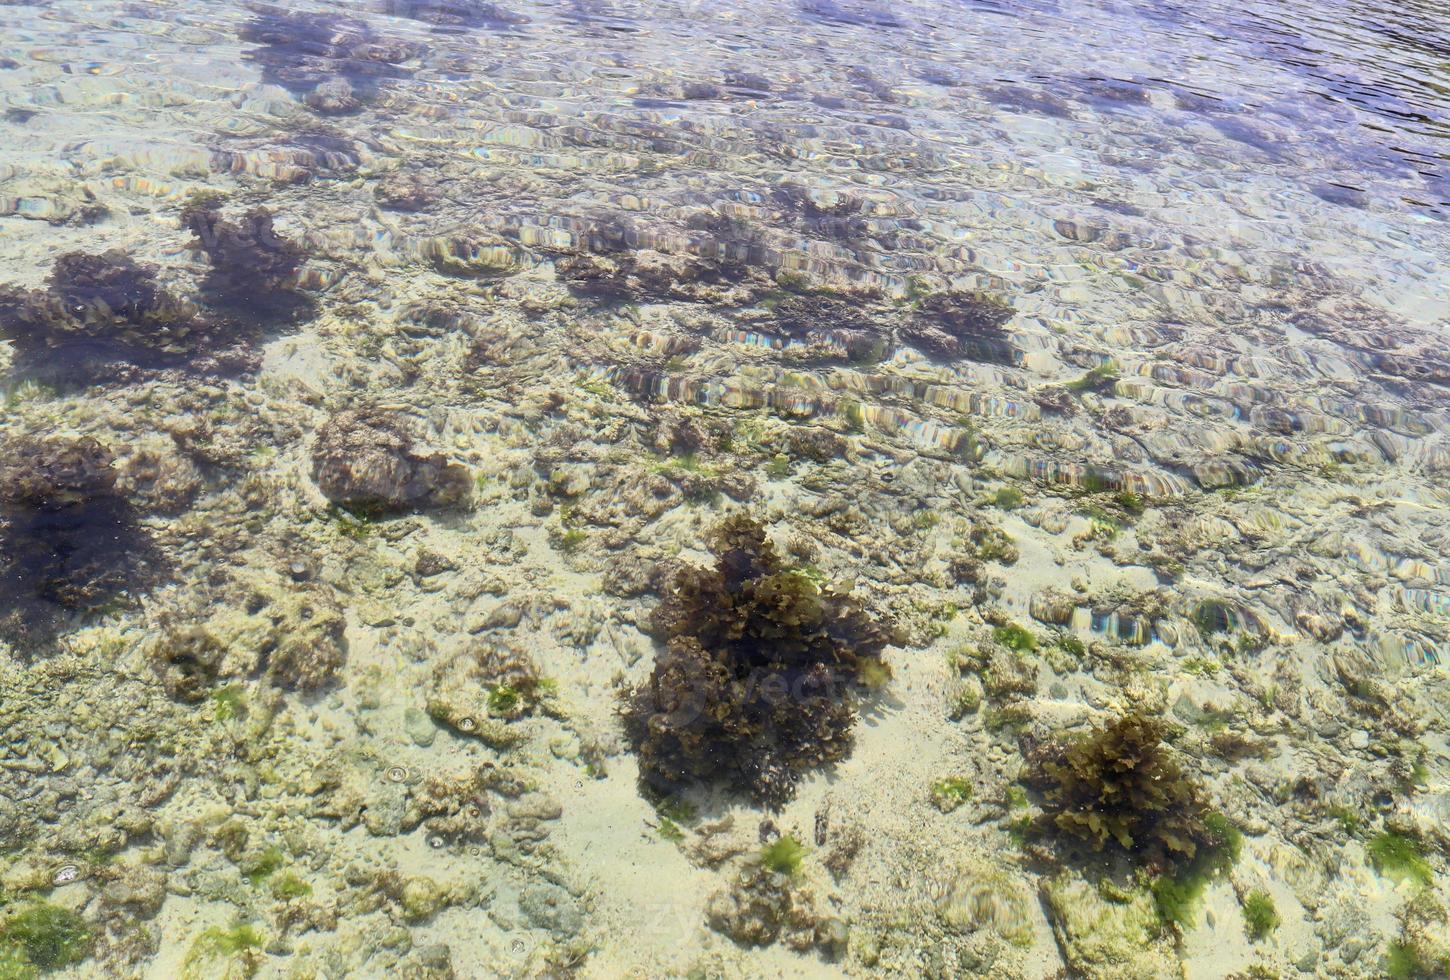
[1241,889,1279,940]
[0,435,164,645]
[759,834,806,876]
[0,902,91,972]
[1024,712,1227,872]
[622,513,893,805]
[182,204,315,324]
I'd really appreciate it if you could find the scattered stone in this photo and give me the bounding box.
[414,549,457,577]
[404,706,438,747]
[519,882,583,937]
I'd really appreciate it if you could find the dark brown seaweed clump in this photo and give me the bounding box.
[382,0,530,29]
[623,513,893,805]
[0,207,316,382]
[311,408,472,515]
[0,436,163,646]
[983,85,1075,119]
[900,290,1015,364]
[0,250,219,378]
[555,248,755,305]
[769,293,889,363]
[1023,712,1225,871]
[240,8,425,113]
[182,205,316,324]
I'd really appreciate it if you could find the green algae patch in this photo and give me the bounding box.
[270,872,312,901]
[930,776,974,812]
[759,835,806,877]
[0,903,91,974]
[1241,889,1279,940]
[1368,831,1433,889]
[182,923,264,980]
[993,622,1037,652]
[1151,812,1242,932]
[241,845,286,885]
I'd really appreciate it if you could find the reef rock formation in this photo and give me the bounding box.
[311,409,472,515]
[148,627,226,703]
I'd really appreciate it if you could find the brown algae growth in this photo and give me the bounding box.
[0,0,1449,977]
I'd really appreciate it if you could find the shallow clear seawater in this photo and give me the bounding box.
[1,0,1449,977]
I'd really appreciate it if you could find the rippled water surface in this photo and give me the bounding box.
[1,0,1448,977]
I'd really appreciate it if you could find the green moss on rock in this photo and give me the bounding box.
[1041,873,1177,978]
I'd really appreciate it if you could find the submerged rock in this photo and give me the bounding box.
[1040,873,1178,978]
[259,595,347,693]
[311,409,471,515]
[203,571,349,693]
[936,863,1035,947]
[373,172,438,213]
[705,860,841,954]
[423,642,545,746]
